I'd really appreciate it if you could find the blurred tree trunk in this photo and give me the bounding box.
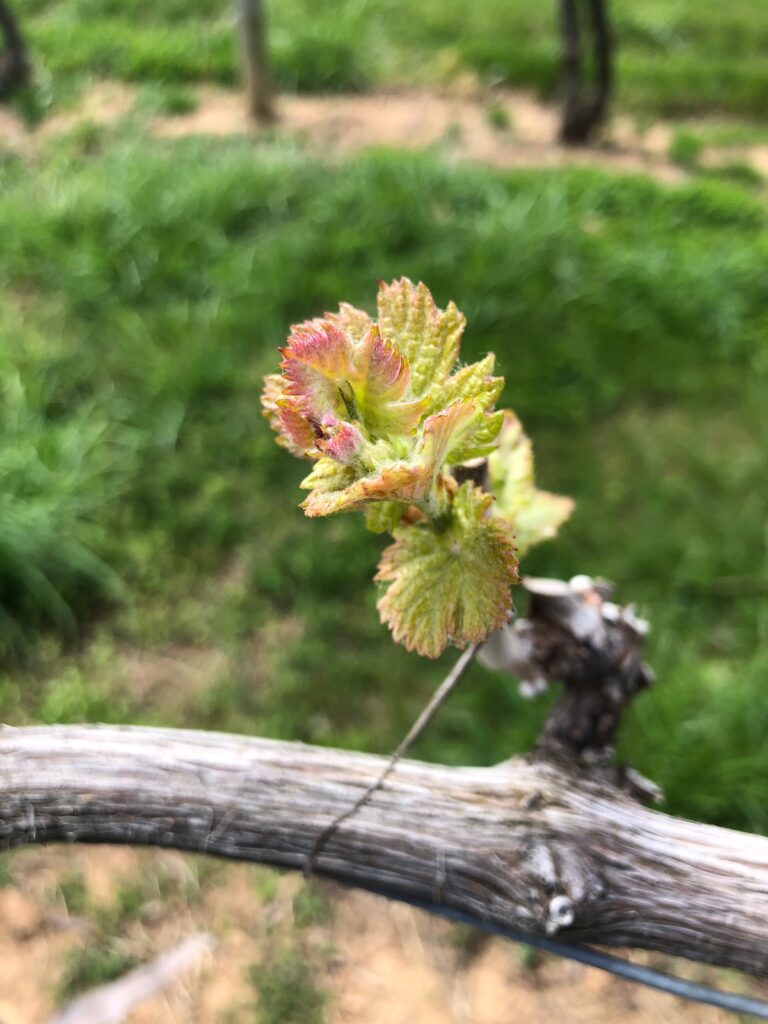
[559,0,613,145]
[238,0,276,123]
[0,0,28,100]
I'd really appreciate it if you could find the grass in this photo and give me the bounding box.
[136,83,200,117]
[0,858,13,889]
[293,882,336,930]
[0,125,767,835]
[251,946,327,1024]
[701,162,765,190]
[485,101,512,132]
[57,871,90,916]
[0,369,138,647]
[51,859,208,1000]
[10,0,768,120]
[667,130,765,189]
[52,868,144,1001]
[668,128,704,169]
[57,944,139,999]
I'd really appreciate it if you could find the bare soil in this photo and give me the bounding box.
[0,830,762,1022]
[153,86,687,182]
[2,81,766,184]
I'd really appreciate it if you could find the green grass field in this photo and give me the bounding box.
[12,0,768,119]
[1,119,766,832]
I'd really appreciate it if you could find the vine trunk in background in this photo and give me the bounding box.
[261,278,574,658]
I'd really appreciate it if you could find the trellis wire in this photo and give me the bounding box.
[346,880,768,1019]
[306,640,768,1018]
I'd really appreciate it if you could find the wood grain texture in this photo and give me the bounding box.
[1,724,767,977]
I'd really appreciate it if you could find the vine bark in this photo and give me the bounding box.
[559,0,613,144]
[1,724,767,978]
[0,0,28,99]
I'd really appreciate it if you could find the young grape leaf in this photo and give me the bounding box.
[376,483,518,657]
[376,278,465,396]
[488,412,574,554]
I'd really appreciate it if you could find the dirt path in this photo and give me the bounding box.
[0,845,759,1024]
[3,81,767,184]
[153,86,688,183]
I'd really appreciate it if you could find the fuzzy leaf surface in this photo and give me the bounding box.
[513,492,577,554]
[429,353,504,415]
[488,412,574,554]
[261,373,317,458]
[301,463,425,517]
[376,278,465,397]
[300,457,356,494]
[376,483,518,657]
[364,501,406,534]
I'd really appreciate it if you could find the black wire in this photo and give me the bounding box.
[342,879,768,1020]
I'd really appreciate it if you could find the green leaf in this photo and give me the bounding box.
[376,483,518,658]
[266,280,508,523]
[299,457,356,495]
[301,462,423,517]
[513,492,577,555]
[328,301,373,343]
[429,353,504,415]
[448,409,505,464]
[417,401,482,477]
[364,501,406,534]
[376,278,465,397]
[488,412,574,555]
